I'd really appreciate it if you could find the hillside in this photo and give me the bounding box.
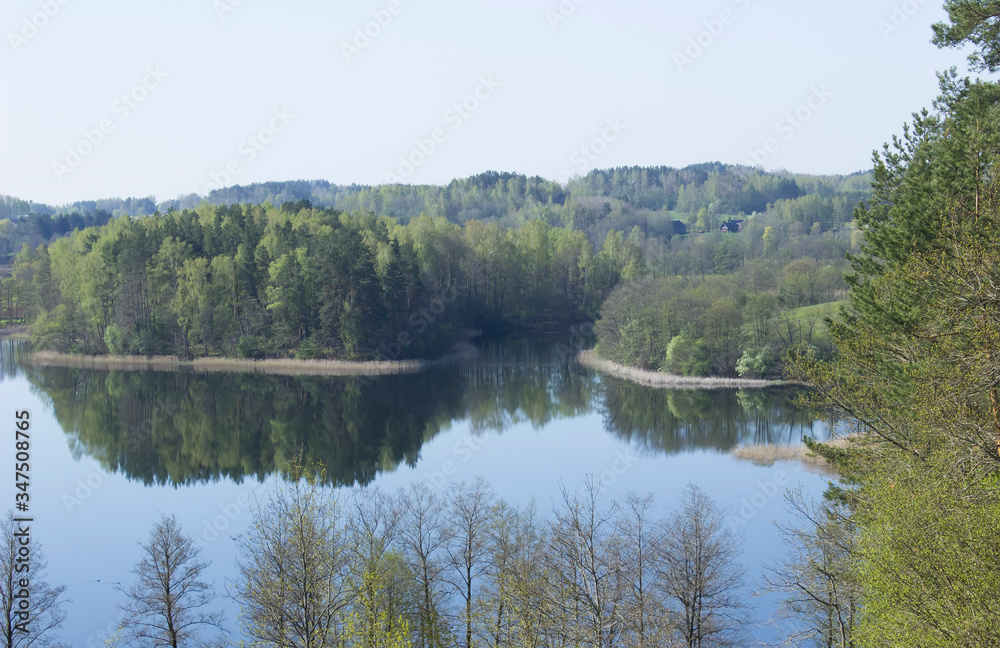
[0,164,871,264]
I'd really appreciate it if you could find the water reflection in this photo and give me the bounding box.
[600,379,822,454]
[2,336,828,486]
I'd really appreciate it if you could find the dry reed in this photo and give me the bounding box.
[576,350,783,389]
[731,437,854,475]
[0,326,29,339]
[23,350,444,377]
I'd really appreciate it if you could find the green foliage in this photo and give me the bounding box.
[933,1,1000,71]
[853,457,1000,648]
[8,163,868,374]
[735,345,773,378]
[595,270,840,378]
[790,10,1000,646]
[294,337,322,360]
[16,204,646,361]
[236,334,263,359]
[663,328,711,377]
[103,323,125,355]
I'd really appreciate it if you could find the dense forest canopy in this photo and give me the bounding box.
[1,164,870,378]
[1,163,870,261]
[4,203,642,361]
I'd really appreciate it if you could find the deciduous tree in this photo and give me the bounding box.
[0,511,68,648]
[118,514,222,648]
[658,486,746,648]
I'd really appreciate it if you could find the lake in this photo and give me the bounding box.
[0,335,836,646]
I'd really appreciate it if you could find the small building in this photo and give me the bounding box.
[671,220,687,236]
[720,219,745,233]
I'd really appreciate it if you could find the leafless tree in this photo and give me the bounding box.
[397,484,451,648]
[759,487,858,648]
[658,485,746,648]
[489,499,559,648]
[547,476,626,648]
[615,491,671,648]
[444,479,496,648]
[118,514,223,648]
[0,511,68,648]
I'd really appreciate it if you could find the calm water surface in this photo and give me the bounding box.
[0,336,836,646]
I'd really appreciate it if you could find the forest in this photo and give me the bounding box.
[5,2,1000,647]
[1,164,867,378]
[783,2,1000,646]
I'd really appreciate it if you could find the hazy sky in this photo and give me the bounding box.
[0,0,975,205]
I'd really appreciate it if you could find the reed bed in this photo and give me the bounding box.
[576,350,783,389]
[731,437,854,475]
[0,326,29,339]
[23,350,439,377]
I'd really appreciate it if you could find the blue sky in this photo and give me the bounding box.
[0,0,974,204]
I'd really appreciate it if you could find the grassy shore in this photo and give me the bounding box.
[576,350,784,389]
[21,349,469,377]
[0,326,29,339]
[731,437,853,475]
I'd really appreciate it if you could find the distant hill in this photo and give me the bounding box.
[1,164,872,263]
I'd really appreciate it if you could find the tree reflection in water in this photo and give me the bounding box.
[2,336,829,486]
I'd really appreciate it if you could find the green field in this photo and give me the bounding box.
[784,300,848,350]
[787,300,848,320]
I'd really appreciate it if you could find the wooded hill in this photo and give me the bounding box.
[1,164,870,261]
[1,164,870,376]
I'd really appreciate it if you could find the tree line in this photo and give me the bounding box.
[2,165,869,223]
[594,217,853,378]
[0,165,870,268]
[2,465,857,648]
[787,2,1000,646]
[4,204,643,360]
[3,171,865,377]
[594,275,838,379]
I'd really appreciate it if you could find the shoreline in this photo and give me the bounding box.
[0,326,29,340]
[576,349,785,389]
[20,347,474,377]
[730,437,854,475]
[15,341,788,385]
